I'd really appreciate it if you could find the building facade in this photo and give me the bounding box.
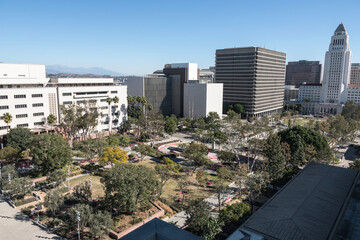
[285,60,322,87]
[0,63,127,136]
[298,83,322,102]
[215,47,286,117]
[320,23,352,104]
[284,85,299,101]
[350,63,360,84]
[183,82,223,118]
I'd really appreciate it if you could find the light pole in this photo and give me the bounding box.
[75,210,81,240]
[35,192,40,223]
[8,173,11,198]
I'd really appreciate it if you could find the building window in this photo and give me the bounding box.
[0,126,7,130]
[62,93,72,96]
[33,112,44,116]
[32,94,43,98]
[17,123,28,127]
[100,106,108,110]
[14,94,26,99]
[0,105,9,110]
[16,114,28,118]
[34,121,45,126]
[0,95,8,99]
[15,104,27,109]
[100,99,107,102]
[63,101,72,105]
[111,91,118,94]
[32,103,44,107]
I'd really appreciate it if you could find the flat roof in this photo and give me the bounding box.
[238,163,359,240]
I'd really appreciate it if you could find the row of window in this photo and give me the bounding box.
[1,94,43,99]
[0,121,45,130]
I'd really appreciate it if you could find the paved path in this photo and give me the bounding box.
[166,182,238,228]
[0,195,61,240]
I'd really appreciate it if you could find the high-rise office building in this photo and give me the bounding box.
[215,47,286,117]
[350,63,360,85]
[320,23,352,104]
[285,60,321,87]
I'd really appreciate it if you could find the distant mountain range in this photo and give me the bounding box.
[46,65,123,76]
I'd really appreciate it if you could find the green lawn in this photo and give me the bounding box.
[68,175,104,199]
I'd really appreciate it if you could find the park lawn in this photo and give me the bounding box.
[161,172,219,203]
[68,175,104,199]
[136,158,158,169]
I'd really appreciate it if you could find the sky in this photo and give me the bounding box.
[0,0,360,75]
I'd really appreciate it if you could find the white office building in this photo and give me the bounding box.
[184,82,223,118]
[0,63,127,136]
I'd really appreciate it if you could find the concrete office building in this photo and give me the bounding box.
[350,63,360,84]
[0,63,127,136]
[298,83,322,102]
[284,85,299,101]
[285,61,322,87]
[127,63,223,118]
[215,47,286,117]
[163,63,199,116]
[184,82,223,118]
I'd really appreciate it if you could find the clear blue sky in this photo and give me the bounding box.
[0,0,359,75]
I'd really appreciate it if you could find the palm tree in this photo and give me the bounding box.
[106,97,113,133]
[2,113,12,132]
[112,96,120,128]
[47,114,57,126]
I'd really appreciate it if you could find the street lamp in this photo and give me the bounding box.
[0,163,2,192]
[75,210,81,240]
[8,173,11,198]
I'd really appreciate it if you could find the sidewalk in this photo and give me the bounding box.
[166,182,238,228]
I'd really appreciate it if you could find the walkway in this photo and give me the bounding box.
[166,182,238,228]
[0,195,61,240]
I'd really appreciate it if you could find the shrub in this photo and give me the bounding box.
[130,217,143,225]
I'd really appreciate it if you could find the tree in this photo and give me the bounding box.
[2,112,12,132]
[0,146,18,162]
[164,116,177,135]
[278,126,332,166]
[264,134,285,181]
[101,164,159,213]
[184,142,210,173]
[245,172,268,213]
[185,199,223,240]
[9,176,32,198]
[107,136,120,146]
[349,159,360,170]
[47,169,66,188]
[219,202,250,225]
[328,114,358,150]
[155,165,171,197]
[4,127,34,152]
[291,135,306,168]
[88,211,113,239]
[233,104,245,115]
[218,150,235,166]
[117,134,130,147]
[99,146,128,165]
[44,189,65,216]
[47,114,57,125]
[162,157,181,173]
[196,170,208,198]
[214,167,231,211]
[73,180,92,203]
[177,174,190,204]
[30,133,72,174]
[106,97,113,132]
[70,204,93,233]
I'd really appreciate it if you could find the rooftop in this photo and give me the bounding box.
[119,218,203,240]
[232,163,359,240]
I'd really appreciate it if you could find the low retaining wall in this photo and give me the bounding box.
[157,142,181,151]
[109,201,165,239]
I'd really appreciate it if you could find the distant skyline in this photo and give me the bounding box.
[0,0,359,75]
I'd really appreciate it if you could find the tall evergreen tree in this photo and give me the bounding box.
[265,134,285,180]
[291,135,305,168]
